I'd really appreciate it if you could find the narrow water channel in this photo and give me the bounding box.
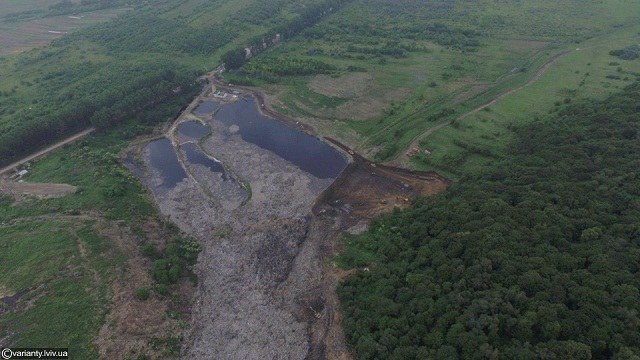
[181,142,230,181]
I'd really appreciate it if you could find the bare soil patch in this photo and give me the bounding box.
[334,88,411,121]
[307,72,411,121]
[319,139,450,219]
[309,73,373,98]
[94,218,194,360]
[0,181,76,198]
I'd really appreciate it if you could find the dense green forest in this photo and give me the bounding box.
[337,82,640,359]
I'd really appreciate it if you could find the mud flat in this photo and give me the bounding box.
[126,86,449,359]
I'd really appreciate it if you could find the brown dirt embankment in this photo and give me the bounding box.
[302,140,450,360]
[319,138,450,218]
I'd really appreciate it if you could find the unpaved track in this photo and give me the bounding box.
[0,127,95,176]
[391,50,571,166]
[459,50,570,120]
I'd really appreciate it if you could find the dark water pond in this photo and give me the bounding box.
[178,120,210,139]
[148,138,186,188]
[215,98,347,179]
[194,101,219,115]
[181,142,230,181]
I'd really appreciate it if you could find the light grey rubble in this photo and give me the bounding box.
[136,110,337,359]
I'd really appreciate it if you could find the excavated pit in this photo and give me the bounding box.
[126,85,450,359]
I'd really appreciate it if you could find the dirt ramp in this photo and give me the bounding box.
[318,139,450,219]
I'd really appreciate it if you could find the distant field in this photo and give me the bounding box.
[0,0,62,17]
[0,4,129,56]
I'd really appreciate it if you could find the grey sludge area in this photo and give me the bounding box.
[130,98,347,359]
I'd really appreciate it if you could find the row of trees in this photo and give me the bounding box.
[338,81,640,359]
[221,0,353,70]
[236,57,338,82]
[1,0,282,166]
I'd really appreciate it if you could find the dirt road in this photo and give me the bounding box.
[391,50,571,166]
[0,127,95,176]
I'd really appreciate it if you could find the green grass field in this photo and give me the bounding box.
[0,220,120,358]
[0,92,198,356]
[0,122,152,355]
[416,23,640,178]
[223,0,640,177]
